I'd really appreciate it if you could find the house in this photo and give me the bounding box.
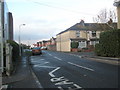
[114,0,120,29]
[50,37,56,45]
[37,41,42,47]
[36,37,56,51]
[56,20,117,52]
[47,37,56,51]
[37,40,48,47]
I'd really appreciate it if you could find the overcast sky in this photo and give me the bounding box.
[6,0,115,45]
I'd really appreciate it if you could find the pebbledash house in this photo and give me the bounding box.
[56,20,117,52]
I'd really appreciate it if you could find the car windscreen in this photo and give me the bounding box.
[32,47,41,49]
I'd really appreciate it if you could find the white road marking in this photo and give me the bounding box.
[57,86,64,90]
[69,54,82,58]
[31,60,44,63]
[49,67,60,77]
[31,59,45,62]
[48,53,52,56]
[73,84,82,89]
[54,56,62,61]
[33,62,49,67]
[29,63,43,88]
[1,85,8,90]
[42,62,49,65]
[79,56,82,58]
[84,74,87,76]
[68,62,94,71]
[37,66,56,68]
[49,72,82,89]
[105,60,109,61]
[50,76,82,89]
[51,76,67,82]
[55,80,73,85]
[40,59,45,60]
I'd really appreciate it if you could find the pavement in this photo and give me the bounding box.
[1,56,42,89]
[65,51,120,65]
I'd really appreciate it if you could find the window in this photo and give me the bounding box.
[76,31,80,37]
[92,31,96,37]
[78,41,86,48]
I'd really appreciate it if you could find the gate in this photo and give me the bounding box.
[6,43,13,76]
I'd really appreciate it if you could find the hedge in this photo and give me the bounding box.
[71,41,79,48]
[95,29,120,57]
[7,40,20,61]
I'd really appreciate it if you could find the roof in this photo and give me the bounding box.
[57,20,117,35]
[50,37,56,40]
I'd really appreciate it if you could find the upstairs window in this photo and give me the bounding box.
[76,31,80,37]
[92,31,96,37]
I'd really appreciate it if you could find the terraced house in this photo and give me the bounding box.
[56,20,117,52]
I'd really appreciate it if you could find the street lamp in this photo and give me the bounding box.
[19,24,26,56]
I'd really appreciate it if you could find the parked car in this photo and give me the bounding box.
[41,46,47,50]
[23,49,32,52]
[32,47,42,55]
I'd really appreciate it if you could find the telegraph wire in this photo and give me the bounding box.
[26,0,96,16]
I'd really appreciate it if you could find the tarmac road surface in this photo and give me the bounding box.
[30,50,119,89]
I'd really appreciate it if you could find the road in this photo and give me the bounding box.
[29,50,118,89]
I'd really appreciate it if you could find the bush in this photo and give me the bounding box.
[71,42,79,48]
[95,44,102,56]
[25,50,32,56]
[82,48,88,50]
[7,40,20,61]
[95,29,120,57]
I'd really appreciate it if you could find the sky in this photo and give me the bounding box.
[6,0,116,45]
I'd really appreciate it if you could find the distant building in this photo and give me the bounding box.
[8,12,13,41]
[47,37,56,51]
[114,0,120,29]
[1,2,14,41]
[3,0,9,41]
[56,20,117,52]
[0,0,14,73]
[37,37,56,51]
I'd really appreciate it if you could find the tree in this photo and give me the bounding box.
[93,8,117,23]
[71,42,79,48]
[95,29,120,57]
[22,44,30,49]
[93,8,117,30]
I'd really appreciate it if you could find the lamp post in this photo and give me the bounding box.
[19,24,25,56]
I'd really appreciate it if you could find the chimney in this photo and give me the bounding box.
[80,20,85,26]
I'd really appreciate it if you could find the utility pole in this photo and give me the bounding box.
[18,24,25,56]
[0,0,3,74]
